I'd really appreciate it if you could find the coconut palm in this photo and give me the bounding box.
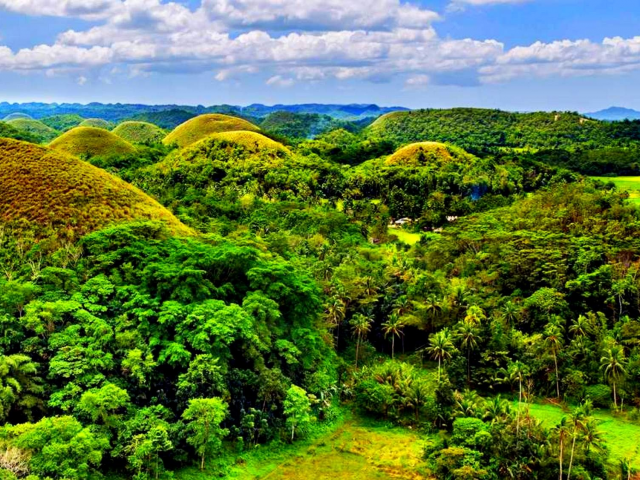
[502,300,519,326]
[569,315,590,338]
[566,402,590,480]
[324,297,346,345]
[350,313,373,369]
[504,361,528,440]
[0,354,42,420]
[464,305,486,325]
[456,321,481,386]
[600,343,627,409]
[544,322,564,399]
[381,313,405,359]
[551,416,569,480]
[426,328,455,380]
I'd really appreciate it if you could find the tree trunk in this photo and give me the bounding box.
[567,430,577,480]
[200,452,205,471]
[291,424,295,442]
[355,333,361,368]
[613,381,618,409]
[554,351,560,399]
[559,436,563,480]
[438,358,441,381]
[391,336,395,359]
[516,379,522,443]
[467,347,471,386]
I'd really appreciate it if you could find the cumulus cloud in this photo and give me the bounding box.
[0,0,638,90]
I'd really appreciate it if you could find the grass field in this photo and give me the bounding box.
[389,228,422,245]
[520,402,640,467]
[591,176,640,204]
[177,414,428,480]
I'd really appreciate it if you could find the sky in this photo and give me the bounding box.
[0,0,639,111]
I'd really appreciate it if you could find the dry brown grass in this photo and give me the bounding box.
[163,114,260,148]
[112,121,166,144]
[0,138,192,238]
[49,127,137,158]
[385,142,473,166]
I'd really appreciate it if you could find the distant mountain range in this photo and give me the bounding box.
[0,102,408,122]
[584,106,640,121]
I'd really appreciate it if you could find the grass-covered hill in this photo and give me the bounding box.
[112,121,166,144]
[41,114,85,132]
[369,108,640,151]
[385,141,474,166]
[0,138,192,238]
[79,118,112,130]
[0,121,41,143]
[6,118,60,143]
[163,113,261,148]
[2,112,33,121]
[49,126,137,158]
[195,131,291,155]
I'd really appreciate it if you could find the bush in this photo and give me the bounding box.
[585,384,612,408]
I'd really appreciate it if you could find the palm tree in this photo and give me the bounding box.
[551,416,569,480]
[502,301,519,326]
[404,380,429,422]
[464,305,486,325]
[504,361,528,440]
[0,354,42,420]
[381,314,405,359]
[324,297,346,346]
[426,328,454,380]
[569,315,590,338]
[566,402,590,480]
[456,321,480,386]
[350,314,372,369]
[600,343,627,409]
[544,322,564,399]
[424,294,442,327]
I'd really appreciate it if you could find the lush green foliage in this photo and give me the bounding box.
[40,114,85,132]
[5,119,59,143]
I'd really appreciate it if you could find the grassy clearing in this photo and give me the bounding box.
[389,228,422,245]
[177,413,428,480]
[591,176,640,204]
[519,402,640,467]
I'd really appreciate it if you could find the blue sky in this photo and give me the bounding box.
[0,0,639,111]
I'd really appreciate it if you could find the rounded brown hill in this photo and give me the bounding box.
[163,114,260,148]
[0,138,192,237]
[196,131,290,155]
[386,142,475,166]
[49,127,137,158]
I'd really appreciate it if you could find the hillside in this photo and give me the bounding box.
[260,111,351,140]
[0,121,41,143]
[0,138,191,237]
[6,118,60,143]
[385,141,474,166]
[79,118,112,130]
[163,113,261,148]
[2,112,32,121]
[41,114,85,132]
[369,108,640,151]
[127,109,197,129]
[50,126,137,158]
[113,121,166,144]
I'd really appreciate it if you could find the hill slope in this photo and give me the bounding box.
[79,118,112,130]
[386,141,474,166]
[163,114,261,148]
[6,118,60,143]
[369,108,640,151]
[41,114,85,132]
[2,113,32,121]
[50,127,137,158]
[0,138,192,237]
[113,121,166,144]
[585,106,640,121]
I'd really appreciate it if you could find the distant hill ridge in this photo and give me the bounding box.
[585,106,640,121]
[0,102,408,122]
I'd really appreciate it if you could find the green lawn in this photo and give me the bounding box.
[591,176,640,204]
[177,413,428,480]
[389,228,422,245]
[519,402,640,467]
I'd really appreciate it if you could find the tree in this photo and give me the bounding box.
[0,354,43,421]
[504,361,528,440]
[426,329,455,380]
[381,314,405,359]
[76,383,130,427]
[569,315,590,338]
[283,385,312,441]
[544,322,564,399]
[551,416,569,480]
[600,343,627,409]
[182,398,229,470]
[350,313,372,368]
[125,425,173,480]
[566,402,589,480]
[456,321,480,386]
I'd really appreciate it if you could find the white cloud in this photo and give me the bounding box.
[266,75,295,87]
[0,0,122,20]
[77,75,88,85]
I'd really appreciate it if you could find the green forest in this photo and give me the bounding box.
[0,107,639,480]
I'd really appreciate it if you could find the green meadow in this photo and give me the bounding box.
[592,176,640,204]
